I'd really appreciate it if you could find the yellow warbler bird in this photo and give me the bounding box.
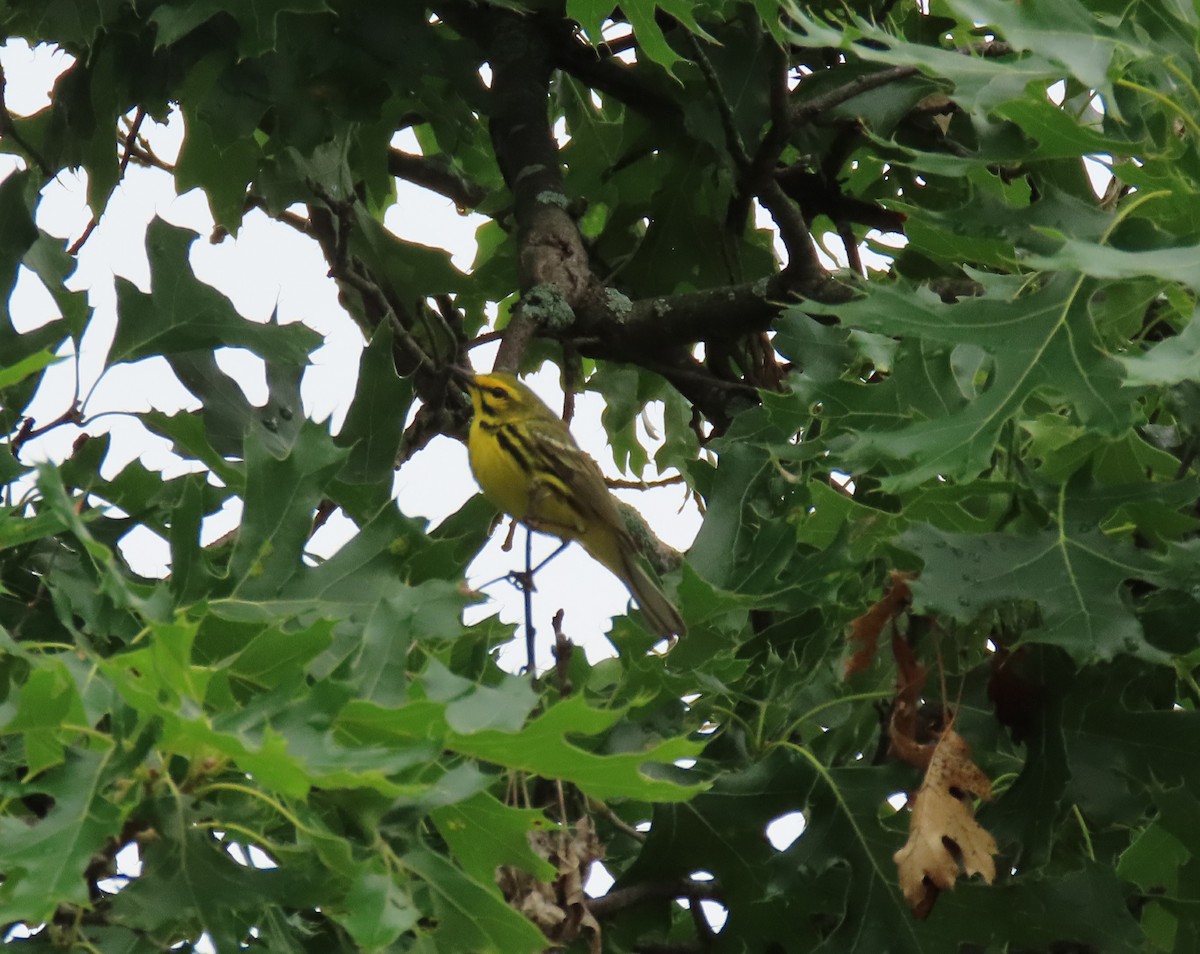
[459,370,685,640]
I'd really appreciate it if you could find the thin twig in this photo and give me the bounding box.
[688,35,751,172]
[791,40,1014,123]
[125,140,173,173]
[560,346,578,425]
[554,778,570,859]
[793,65,919,123]
[605,474,685,490]
[587,878,722,919]
[837,221,864,277]
[468,329,505,350]
[11,402,85,460]
[729,41,793,231]
[757,178,823,278]
[552,610,573,695]
[242,196,312,235]
[524,527,537,681]
[688,888,716,945]
[309,183,435,371]
[69,108,148,255]
[586,797,646,842]
[433,294,466,346]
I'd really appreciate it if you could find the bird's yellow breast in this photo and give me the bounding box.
[468,419,534,521]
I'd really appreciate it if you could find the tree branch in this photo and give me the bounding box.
[687,34,824,281]
[304,191,472,451]
[729,41,793,231]
[774,164,907,235]
[11,402,85,460]
[792,65,919,123]
[791,40,1015,123]
[70,109,147,255]
[607,273,846,351]
[431,0,849,431]
[689,35,750,172]
[587,878,722,919]
[546,18,683,127]
[387,148,486,210]
[443,6,604,371]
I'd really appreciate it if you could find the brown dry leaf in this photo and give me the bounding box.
[893,728,998,919]
[498,815,603,954]
[844,571,914,677]
[888,628,934,770]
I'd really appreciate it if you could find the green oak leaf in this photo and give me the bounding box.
[899,511,1168,663]
[0,750,123,922]
[431,791,558,886]
[111,219,322,366]
[229,422,349,596]
[402,849,546,954]
[149,0,334,57]
[806,274,1133,490]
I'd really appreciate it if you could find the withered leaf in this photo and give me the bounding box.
[893,728,998,919]
[844,570,915,677]
[499,815,603,954]
[888,628,934,770]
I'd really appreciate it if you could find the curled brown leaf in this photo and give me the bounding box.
[893,728,998,919]
[844,570,914,678]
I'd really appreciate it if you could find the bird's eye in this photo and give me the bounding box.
[490,387,508,400]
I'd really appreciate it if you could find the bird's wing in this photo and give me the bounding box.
[523,420,625,532]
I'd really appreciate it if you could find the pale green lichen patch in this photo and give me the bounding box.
[522,284,575,330]
[535,190,570,209]
[605,287,633,320]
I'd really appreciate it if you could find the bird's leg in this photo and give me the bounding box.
[504,538,569,590]
[529,539,570,576]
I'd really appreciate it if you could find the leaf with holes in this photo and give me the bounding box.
[894,728,998,919]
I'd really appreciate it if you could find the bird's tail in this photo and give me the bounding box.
[581,524,686,641]
[616,544,686,642]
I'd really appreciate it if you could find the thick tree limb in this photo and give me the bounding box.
[600,273,848,354]
[453,9,604,370]
[431,1,852,430]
